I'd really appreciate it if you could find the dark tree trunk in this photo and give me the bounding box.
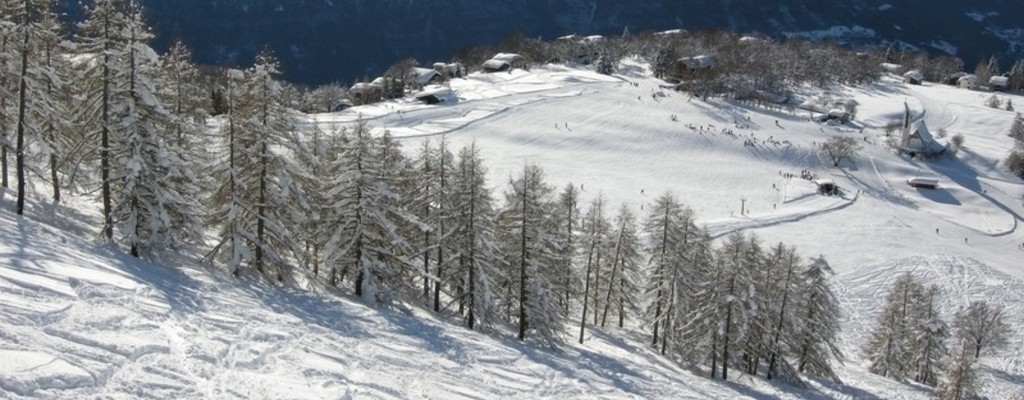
[15,9,30,215]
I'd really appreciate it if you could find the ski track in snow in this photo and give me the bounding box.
[3,64,1024,399]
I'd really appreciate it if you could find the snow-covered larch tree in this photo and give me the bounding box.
[554,183,580,314]
[953,300,1011,359]
[644,193,681,350]
[499,164,563,343]
[864,272,923,381]
[763,244,803,381]
[933,339,981,400]
[451,142,501,330]
[75,0,131,240]
[5,0,63,214]
[109,6,201,258]
[206,51,307,281]
[912,284,948,386]
[599,203,642,329]
[578,193,609,343]
[321,121,418,303]
[792,255,844,382]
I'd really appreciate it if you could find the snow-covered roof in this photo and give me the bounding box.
[491,53,524,63]
[413,67,440,85]
[482,59,511,71]
[583,35,604,42]
[903,70,924,82]
[881,63,902,73]
[655,29,685,35]
[907,177,939,187]
[678,55,713,69]
[415,88,458,104]
[350,82,381,92]
[958,74,978,83]
[990,76,1009,87]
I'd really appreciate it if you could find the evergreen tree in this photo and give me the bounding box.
[1010,113,1024,142]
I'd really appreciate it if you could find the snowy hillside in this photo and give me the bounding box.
[3,60,1024,399]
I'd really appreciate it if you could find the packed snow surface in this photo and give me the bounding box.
[3,60,1023,399]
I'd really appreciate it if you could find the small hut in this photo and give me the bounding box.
[958,74,979,90]
[414,88,457,105]
[815,179,838,196]
[349,82,383,105]
[482,53,526,72]
[903,70,924,85]
[990,76,1010,92]
[907,177,939,189]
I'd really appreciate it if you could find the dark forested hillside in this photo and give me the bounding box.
[61,0,1024,85]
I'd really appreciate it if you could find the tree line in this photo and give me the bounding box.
[2,1,1012,394]
[0,0,846,385]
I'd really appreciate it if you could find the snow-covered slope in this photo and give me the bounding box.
[3,61,1024,399]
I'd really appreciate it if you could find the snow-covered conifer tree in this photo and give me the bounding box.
[864,272,923,381]
[451,142,501,330]
[643,193,677,349]
[408,139,436,299]
[912,284,948,386]
[792,255,844,382]
[599,204,642,329]
[157,40,207,149]
[953,300,1011,359]
[578,193,609,343]
[429,138,456,312]
[75,0,132,240]
[762,244,803,381]
[206,51,307,280]
[321,121,417,303]
[933,340,980,400]
[499,164,563,343]
[554,183,580,313]
[4,0,63,214]
[702,232,758,380]
[109,6,201,258]
[290,122,344,281]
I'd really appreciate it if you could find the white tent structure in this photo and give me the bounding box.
[899,103,946,156]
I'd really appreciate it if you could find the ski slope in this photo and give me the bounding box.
[2,60,1024,399]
